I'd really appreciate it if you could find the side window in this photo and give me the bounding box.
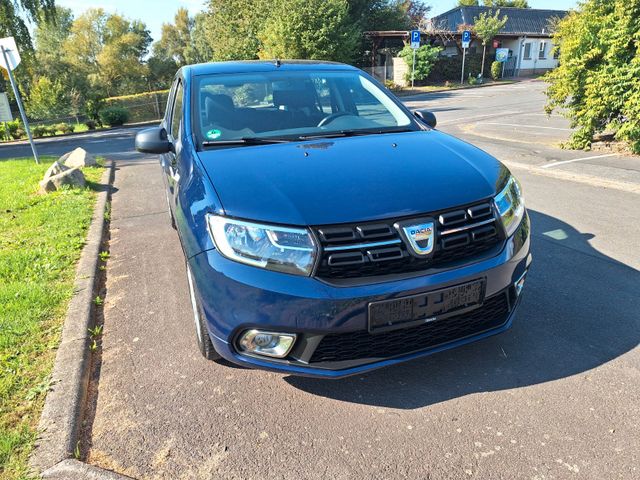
[523,42,532,60]
[171,81,184,139]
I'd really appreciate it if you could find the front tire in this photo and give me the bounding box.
[186,262,220,361]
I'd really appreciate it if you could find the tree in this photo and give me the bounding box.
[459,0,530,6]
[153,8,194,66]
[399,44,442,83]
[0,0,56,101]
[63,9,151,97]
[96,15,151,96]
[188,13,213,64]
[201,0,270,61]
[34,7,74,80]
[25,76,69,119]
[545,0,640,153]
[473,9,507,79]
[483,0,529,7]
[0,0,55,55]
[258,0,359,63]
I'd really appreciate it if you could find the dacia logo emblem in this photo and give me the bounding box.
[396,219,436,257]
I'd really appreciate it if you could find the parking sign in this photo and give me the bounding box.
[462,30,471,49]
[410,30,420,49]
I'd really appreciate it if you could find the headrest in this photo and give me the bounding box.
[272,89,317,109]
[203,93,235,111]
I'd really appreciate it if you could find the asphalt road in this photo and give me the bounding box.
[3,81,638,479]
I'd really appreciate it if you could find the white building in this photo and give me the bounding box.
[427,6,568,76]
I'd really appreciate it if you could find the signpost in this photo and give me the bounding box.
[495,48,509,78]
[461,30,471,85]
[410,30,420,89]
[0,36,39,163]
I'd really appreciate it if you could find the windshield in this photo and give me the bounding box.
[193,70,415,145]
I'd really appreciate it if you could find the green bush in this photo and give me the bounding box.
[0,120,20,141]
[55,122,74,134]
[32,125,47,138]
[429,53,493,83]
[13,127,25,140]
[99,107,130,126]
[491,61,502,80]
[104,90,169,123]
[545,0,640,153]
[384,79,403,92]
[399,44,442,84]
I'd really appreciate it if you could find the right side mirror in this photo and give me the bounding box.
[135,126,172,154]
[413,110,437,129]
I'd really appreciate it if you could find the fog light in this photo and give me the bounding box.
[514,270,527,297]
[238,330,296,358]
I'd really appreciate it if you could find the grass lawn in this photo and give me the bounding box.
[0,157,103,479]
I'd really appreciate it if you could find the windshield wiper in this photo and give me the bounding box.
[201,137,293,147]
[298,128,413,140]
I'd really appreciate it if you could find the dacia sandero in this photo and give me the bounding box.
[135,60,531,378]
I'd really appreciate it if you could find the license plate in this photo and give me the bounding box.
[368,280,485,333]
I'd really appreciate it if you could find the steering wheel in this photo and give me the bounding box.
[317,112,351,127]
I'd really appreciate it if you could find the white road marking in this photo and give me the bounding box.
[437,111,521,126]
[482,122,573,131]
[541,153,619,169]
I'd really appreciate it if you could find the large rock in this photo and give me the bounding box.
[39,167,86,194]
[43,161,69,180]
[62,147,97,168]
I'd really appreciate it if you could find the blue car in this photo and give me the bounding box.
[135,60,531,378]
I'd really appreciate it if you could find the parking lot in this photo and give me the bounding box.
[3,81,638,479]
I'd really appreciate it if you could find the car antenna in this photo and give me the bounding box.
[275,58,281,67]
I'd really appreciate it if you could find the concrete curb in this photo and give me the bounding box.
[29,161,119,477]
[396,80,519,98]
[41,459,134,480]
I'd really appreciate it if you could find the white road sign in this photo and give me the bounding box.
[0,37,21,71]
[0,93,12,122]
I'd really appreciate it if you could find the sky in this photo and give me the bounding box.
[56,0,579,44]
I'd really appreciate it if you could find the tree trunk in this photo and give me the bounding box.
[481,43,487,79]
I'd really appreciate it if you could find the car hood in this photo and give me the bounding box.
[197,130,509,226]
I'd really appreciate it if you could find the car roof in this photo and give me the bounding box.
[184,60,359,78]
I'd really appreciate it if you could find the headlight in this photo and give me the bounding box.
[494,176,525,237]
[206,215,317,275]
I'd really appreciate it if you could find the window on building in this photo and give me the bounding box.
[539,41,547,59]
[523,42,532,60]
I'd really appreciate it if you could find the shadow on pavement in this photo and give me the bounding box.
[286,210,639,408]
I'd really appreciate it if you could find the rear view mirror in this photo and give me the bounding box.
[135,127,172,154]
[413,110,437,129]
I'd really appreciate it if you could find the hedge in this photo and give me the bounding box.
[427,53,495,83]
[104,90,170,123]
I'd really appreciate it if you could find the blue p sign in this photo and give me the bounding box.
[410,30,420,49]
[462,30,471,43]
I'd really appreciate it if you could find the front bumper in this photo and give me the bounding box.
[188,214,531,378]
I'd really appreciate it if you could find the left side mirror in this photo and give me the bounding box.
[135,126,172,154]
[413,110,437,129]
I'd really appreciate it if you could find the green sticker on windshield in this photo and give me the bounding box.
[206,128,222,140]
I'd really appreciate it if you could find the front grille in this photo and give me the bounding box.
[313,201,502,280]
[309,291,510,364]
